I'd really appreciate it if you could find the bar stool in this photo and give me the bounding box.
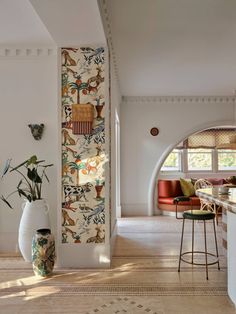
[174,197,220,280]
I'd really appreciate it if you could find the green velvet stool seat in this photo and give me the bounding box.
[177,206,220,280]
[183,209,215,220]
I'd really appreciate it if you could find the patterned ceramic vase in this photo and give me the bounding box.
[32,228,55,277]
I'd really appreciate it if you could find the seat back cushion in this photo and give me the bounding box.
[206,178,225,186]
[158,180,183,198]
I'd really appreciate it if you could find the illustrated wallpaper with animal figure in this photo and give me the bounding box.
[61,47,107,244]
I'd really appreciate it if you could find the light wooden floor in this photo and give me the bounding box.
[114,216,224,257]
[0,216,235,314]
[112,216,235,313]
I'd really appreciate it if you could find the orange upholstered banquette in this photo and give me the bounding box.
[157,178,225,212]
[158,180,200,212]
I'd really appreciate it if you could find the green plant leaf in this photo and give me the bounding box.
[35,160,45,164]
[27,168,42,183]
[27,155,38,166]
[1,159,11,177]
[34,174,42,184]
[17,188,28,199]
[2,156,53,208]
[27,168,35,181]
[10,159,28,172]
[17,179,23,189]
[0,195,13,209]
[43,172,50,183]
[40,163,53,168]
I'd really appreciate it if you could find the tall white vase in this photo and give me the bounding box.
[18,199,50,262]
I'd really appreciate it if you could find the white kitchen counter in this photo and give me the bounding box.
[196,187,236,306]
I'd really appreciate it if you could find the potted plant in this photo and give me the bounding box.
[1,155,53,262]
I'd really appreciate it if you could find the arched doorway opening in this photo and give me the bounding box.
[148,120,236,216]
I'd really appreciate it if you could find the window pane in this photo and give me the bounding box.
[161,150,181,171]
[187,149,212,171]
[218,150,236,171]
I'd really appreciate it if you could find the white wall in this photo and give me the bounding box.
[235,101,236,121]
[0,49,58,252]
[121,96,236,216]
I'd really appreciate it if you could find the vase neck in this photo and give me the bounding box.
[36,228,51,235]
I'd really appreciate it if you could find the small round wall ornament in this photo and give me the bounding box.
[150,127,159,136]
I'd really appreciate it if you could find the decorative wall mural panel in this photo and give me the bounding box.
[61,47,106,244]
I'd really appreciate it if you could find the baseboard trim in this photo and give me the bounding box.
[57,244,111,268]
[110,219,117,256]
[116,205,121,218]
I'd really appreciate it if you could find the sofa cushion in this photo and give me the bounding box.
[158,196,200,206]
[180,178,195,197]
[158,180,182,198]
[191,177,225,186]
[207,178,225,186]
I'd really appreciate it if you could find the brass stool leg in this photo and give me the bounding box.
[203,220,209,280]
[192,220,194,264]
[212,219,220,270]
[178,218,185,272]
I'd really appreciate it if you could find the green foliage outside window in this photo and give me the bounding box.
[218,150,236,170]
[162,148,236,172]
[161,150,180,171]
[188,149,212,171]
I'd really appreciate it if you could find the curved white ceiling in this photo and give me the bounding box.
[107,0,236,96]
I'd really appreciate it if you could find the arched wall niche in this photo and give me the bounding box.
[148,119,236,216]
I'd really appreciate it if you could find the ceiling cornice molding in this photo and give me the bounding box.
[98,0,120,84]
[122,96,236,103]
[0,47,56,58]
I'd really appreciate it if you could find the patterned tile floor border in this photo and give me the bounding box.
[0,283,227,297]
[86,297,164,314]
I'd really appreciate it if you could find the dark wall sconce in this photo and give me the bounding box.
[28,124,44,140]
[150,127,159,136]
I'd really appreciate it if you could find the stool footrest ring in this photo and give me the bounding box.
[180,251,219,266]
